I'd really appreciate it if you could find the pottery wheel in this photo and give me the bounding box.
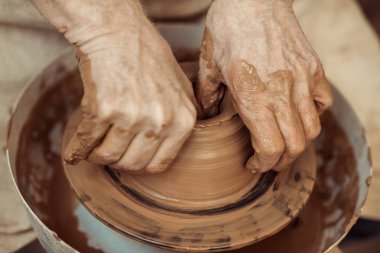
[62,60,316,253]
[62,100,317,252]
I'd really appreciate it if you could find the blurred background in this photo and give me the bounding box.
[0,0,379,252]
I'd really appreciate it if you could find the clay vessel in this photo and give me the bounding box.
[61,62,317,252]
[117,87,262,212]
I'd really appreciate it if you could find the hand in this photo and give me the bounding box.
[197,0,333,173]
[61,2,196,173]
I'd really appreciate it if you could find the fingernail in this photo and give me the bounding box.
[146,164,169,174]
[64,156,78,165]
[246,157,261,174]
[63,150,81,165]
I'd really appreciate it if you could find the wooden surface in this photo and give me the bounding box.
[1,0,380,252]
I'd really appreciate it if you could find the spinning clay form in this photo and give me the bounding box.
[62,63,317,252]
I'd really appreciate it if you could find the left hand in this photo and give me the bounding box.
[196,0,333,173]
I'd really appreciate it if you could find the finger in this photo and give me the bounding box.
[297,96,321,144]
[87,125,136,165]
[110,130,163,172]
[172,60,198,107]
[273,98,306,171]
[313,77,333,115]
[64,115,109,165]
[242,108,285,173]
[146,111,195,173]
[196,27,224,118]
[145,135,189,174]
[228,62,285,173]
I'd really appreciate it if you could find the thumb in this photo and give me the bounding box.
[195,27,225,118]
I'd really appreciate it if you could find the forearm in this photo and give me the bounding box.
[207,0,299,49]
[209,0,296,26]
[29,0,149,46]
[211,0,294,9]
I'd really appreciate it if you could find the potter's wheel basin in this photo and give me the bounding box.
[5,22,372,251]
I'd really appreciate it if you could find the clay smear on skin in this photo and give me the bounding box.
[197,27,224,117]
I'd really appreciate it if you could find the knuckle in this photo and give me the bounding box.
[94,151,119,164]
[258,144,285,160]
[315,70,324,81]
[310,59,321,76]
[80,95,95,115]
[306,122,321,140]
[323,92,334,108]
[154,106,174,130]
[177,109,196,132]
[315,93,333,113]
[116,107,142,127]
[126,106,142,122]
[144,129,161,140]
[96,102,122,122]
[185,101,197,118]
[274,97,292,110]
[287,141,306,158]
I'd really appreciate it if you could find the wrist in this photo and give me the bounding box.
[211,0,293,11]
[69,3,143,39]
[31,0,150,51]
[208,0,296,32]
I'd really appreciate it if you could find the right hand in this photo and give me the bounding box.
[196,0,333,173]
[63,8,197,173]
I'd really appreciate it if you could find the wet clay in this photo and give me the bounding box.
[15,69,357,253]
[60,61,316,251]
[14,71,104,253]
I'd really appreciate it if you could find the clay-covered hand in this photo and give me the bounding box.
[197,0,333,172]
[31,0,196,173]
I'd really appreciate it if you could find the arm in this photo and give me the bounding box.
[197,0,333,172]
[30,0,148,46]
[30,0,197,173]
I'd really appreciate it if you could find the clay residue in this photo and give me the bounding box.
[200,27,214,70]
[233,61,265,94]
[15,71,103,253]
[197,27,225,118]
[14,68,358,253]
[314,111,359,251]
